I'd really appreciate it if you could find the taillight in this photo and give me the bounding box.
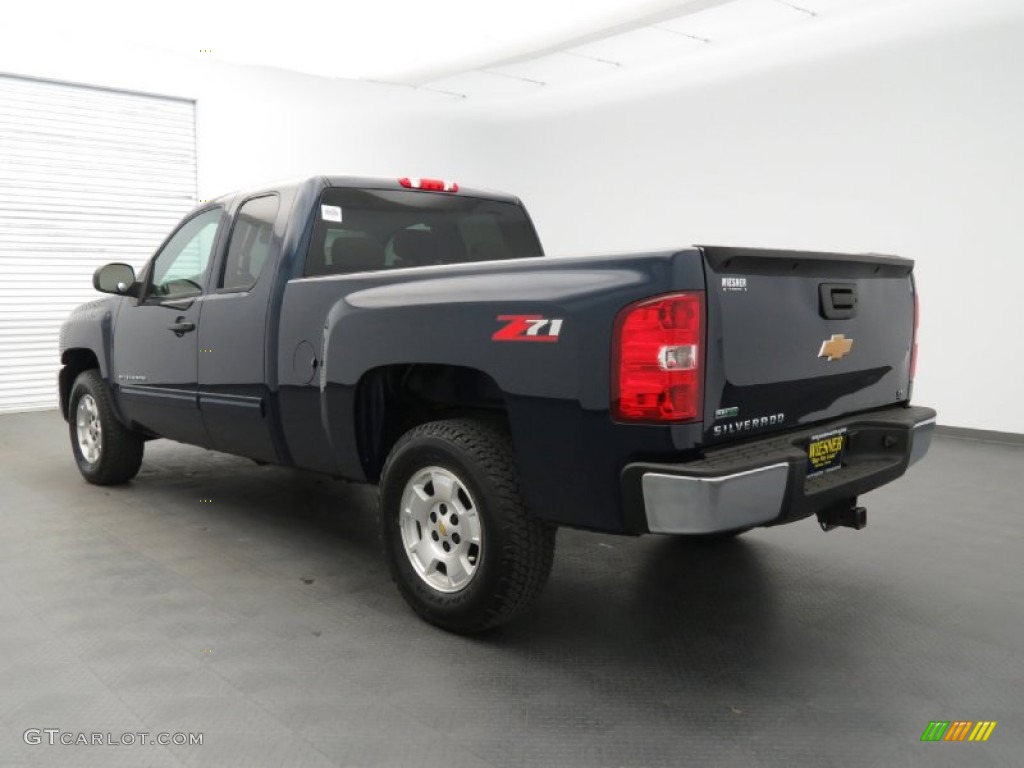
[910,290,919,382]
[612,292,705,423]
[398,177,458,193]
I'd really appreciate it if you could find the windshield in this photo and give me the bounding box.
[304,188,542,277]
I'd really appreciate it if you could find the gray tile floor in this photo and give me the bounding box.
[0,410,1021,767]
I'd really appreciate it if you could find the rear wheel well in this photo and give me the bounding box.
[355,364,508,483]
[59,349,100,420]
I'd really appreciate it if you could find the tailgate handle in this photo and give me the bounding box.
[819,283,857,319]
[832,289,855,308]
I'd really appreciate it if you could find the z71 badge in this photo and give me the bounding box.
[492,315,563,342]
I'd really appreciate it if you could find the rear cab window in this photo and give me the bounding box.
[304,188,542,277]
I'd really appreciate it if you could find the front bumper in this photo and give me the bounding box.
[622,405,936,535]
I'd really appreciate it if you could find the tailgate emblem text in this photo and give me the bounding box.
[818,334,853,361]
[492,315,563,343]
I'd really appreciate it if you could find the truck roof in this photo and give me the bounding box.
[323,176,522,205]
[209,176,522,206]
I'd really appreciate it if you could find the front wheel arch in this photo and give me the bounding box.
[59,348,100,420]
[68,370,144,485]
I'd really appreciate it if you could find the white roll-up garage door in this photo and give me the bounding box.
[0,75,196,413]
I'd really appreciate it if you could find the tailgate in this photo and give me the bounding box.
[700,246,915,445]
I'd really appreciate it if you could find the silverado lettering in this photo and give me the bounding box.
[713,414,786,436]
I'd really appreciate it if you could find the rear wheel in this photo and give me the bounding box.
[379,418,556,634]
[68,370,144,485]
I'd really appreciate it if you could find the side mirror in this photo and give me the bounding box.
[93,263,139,297]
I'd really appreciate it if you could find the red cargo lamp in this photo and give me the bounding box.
[399,177,459,193]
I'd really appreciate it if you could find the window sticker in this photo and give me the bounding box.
[321,205,342,223]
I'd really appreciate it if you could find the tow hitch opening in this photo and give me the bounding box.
[817,500,867,532]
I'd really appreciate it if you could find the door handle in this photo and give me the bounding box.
[168,319,195,336]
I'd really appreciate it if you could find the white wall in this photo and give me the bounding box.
[2,0,1021,433]
[462,0,1024,434]
[0,41,465,201]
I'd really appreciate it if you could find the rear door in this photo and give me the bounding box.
[700,246,915,445]
[197,194,281,462]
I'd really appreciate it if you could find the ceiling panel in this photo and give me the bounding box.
[10,0,716,82]
[788,0,892,15]
[9,0,929,101]
[569,26,708,67]
[657,0,812,43]
[423,71,545,100]
[490,53,616,87]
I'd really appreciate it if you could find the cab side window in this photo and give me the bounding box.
[221,195,279,291]
[148,208,223,300]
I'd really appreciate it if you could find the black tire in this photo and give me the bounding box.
[379,418,556,634]
[68,370,144,485]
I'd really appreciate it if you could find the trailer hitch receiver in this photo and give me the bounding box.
[817,499,867,532]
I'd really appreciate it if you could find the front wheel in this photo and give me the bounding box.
[379,419,556,634]
[68,370,144,485]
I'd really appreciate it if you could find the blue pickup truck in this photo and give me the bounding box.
[59,175,935,632]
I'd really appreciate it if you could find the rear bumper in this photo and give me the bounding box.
[622,405,936,535]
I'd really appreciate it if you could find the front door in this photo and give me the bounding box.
[112,207,224,446]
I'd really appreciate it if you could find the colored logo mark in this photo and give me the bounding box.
[818,333,854,362]
[920,721,997,742]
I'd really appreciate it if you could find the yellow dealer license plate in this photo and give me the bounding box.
[807,428,847,478]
